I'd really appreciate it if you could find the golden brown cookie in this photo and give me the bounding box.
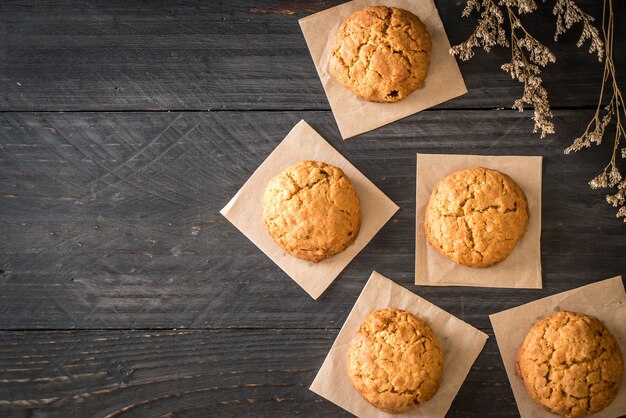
[347,308,444,413]
[516,311,624,418]
[329,6,432,103]
[424,166,529,268]
[262,160,360,262]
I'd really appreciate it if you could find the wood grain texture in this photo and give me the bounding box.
[0,0,623,111]
[1,111,624,332]
[1,1,626,416]
[0,329,515,418]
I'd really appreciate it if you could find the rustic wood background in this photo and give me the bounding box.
[1,1,625,417]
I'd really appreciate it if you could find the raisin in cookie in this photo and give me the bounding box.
[424,167,529,268]
[329,6,432,103]
[516,311,623,418]
[347,308,443,413]
[262,160,360,262]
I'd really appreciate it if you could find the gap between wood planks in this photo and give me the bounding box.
[0,327,494,333]
[0,105,604,113]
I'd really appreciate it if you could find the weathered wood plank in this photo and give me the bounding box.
[2,2,624,417]
[0,329,515,417]
[0,111,624,330]
[0,0,623,111]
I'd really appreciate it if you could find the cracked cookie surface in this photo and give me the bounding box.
[516,311,623,418]
[329,6,431,103]
[424,166,529,268]
[347,308,443,413]
[262,160,360,263]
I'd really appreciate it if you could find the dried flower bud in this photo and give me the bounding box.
[608,164,623,187]
[589,171,608,189]
[518,36,556,67]
[501,0,537,14]
[606,183,625,207]
[564,136,587,154]
[589,130,603,145]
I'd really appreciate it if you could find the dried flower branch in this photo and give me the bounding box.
[451,0,603,138]
[450,0,509,60]
[501,5,555,137]
[553,0,603,60]
[452,1,623,221]
[565,0,626,221]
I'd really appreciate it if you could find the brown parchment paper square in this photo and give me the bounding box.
[415,153,543,288]
[310,271,488,417]
[298,0,467,140]
[220,120,398,300]
[490,276,626,418]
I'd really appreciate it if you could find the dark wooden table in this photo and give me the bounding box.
[1,1,625,417]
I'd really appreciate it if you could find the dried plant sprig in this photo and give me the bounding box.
[501,6,556,137]
[565,0,625,221]
[450,0,509,60]
[452,0,557,137]
[453,0,622,221]
[452,0,604,138]
[553,0,604,61]
[501,0,537,15]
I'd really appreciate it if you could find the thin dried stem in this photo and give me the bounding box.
[501,6,555,137]
[451,0,605,139]
[566,0,625,221]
